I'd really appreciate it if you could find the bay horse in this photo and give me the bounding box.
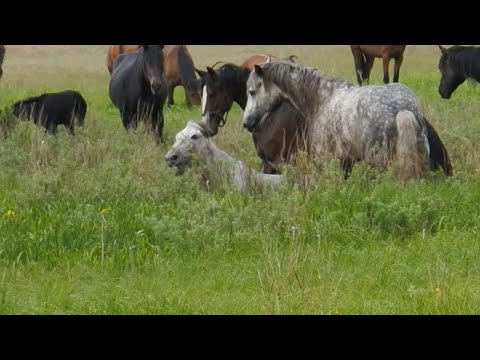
[350,45,407,86]
[106,45,200,107]
[165,120,284,192]
[195,57,306,174]
[243,61,431,180]
[109,45,167,143]
[0,45,5,80]
[11,90,87,135]
[438,45,480,99]
[164,45,201,108]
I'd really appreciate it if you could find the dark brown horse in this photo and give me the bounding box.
[350,45,407,85]
[196,55,306,174]
[106,45,200,108]
[109,45,167,143]
[0,45,5,80]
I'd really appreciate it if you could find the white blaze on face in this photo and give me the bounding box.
[201,85,207,114]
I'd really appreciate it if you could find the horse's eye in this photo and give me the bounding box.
[256,82,262,88]
[191,134,200,140]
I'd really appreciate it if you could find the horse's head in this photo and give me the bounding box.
[195,66,234,136]
[243,64,283,132]
[185,78,202,106]
[140,45,165,96]
[165,120,210,170]
[438,45,466,99]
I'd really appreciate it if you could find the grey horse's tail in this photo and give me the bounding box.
[395,110,430,179]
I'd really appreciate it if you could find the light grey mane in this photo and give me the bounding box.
[259,61,354,116]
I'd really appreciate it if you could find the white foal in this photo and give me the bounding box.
[165,120,284,192]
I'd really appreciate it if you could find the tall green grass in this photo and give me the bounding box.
[0,45,480,314]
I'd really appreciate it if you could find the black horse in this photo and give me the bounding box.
[109,45,167,143]
[438,45,480,99]
[11,90,87,135]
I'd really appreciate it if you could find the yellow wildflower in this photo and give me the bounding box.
[100,207,111,215]
[3,210,16,220]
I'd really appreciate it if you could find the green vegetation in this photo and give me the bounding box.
[0,45,479,314]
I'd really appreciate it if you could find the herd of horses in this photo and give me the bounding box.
[2,45,480,188]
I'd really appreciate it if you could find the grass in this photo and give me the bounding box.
[0,45,480,314]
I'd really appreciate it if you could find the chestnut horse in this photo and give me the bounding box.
[241,54,297,70]
[350,45,407,86]
[106,45,200,107]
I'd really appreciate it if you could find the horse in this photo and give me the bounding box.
[350,45,407,86]
[109,45,167,143]
[195,59,306,174]
[106,45,200,107]
[241,54,297,70]
[438,45,480,99]
[0,45,5,80]
[164,45,201,108]
[243,61,432,180]
[165,120,284,192]
[11,90,87,135]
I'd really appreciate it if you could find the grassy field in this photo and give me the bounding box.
[1,45,480,314]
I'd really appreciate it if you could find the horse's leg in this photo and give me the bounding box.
[393,55,404,83]
[382,57,391,84]
[152,112,164,144]
[66,122,75,136]
[340,157,354,180]
[364,55,375,85]
[352,51,365,85]
[167,82,175,108]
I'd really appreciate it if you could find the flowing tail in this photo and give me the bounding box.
[424,117,453,176]
[395,110,430,179]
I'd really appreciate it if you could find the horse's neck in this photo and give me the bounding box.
[178,52,197,84]
[276,67,351,120]
[222,68,250,109]
[198,140,236,168]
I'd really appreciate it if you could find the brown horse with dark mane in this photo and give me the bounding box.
[0,45,5,80]
[350,45,406,85]
[196,54,306,174]
[106,45,200,108]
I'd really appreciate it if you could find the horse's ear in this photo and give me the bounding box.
[439,45,448,55]
[254,64,264,76]
[206,67,217,80]
[195,68,207,78]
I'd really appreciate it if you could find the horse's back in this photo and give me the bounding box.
[241,54,277,70]
[355,45,406,58]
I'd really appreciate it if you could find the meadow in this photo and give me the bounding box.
[1,45,480,314]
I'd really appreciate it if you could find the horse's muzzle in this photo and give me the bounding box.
[151,83,163,96]
[165,153,178,167]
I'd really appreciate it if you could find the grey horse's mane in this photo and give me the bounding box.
[260,61,353,94]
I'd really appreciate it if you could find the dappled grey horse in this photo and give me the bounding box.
[164,120,284,192]
[243,61,431,179]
